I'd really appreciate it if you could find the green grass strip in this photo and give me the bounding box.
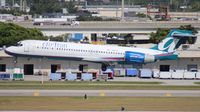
[0,96,199,111]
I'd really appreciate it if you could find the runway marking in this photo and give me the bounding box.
[165,93,172,97]
[99,91,105,96]
[0,90,200,97]
[33,91,40,96]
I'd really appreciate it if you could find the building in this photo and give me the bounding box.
[0,30,199,76]
[0,0,5,7]
[64,0,85,4]
[85,7,146,19]
[1,44,200,76]
[0,50,100,75]
[0,14,14,21]
[64,0,85,2]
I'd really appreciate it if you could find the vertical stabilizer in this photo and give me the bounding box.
[151,29,194,52]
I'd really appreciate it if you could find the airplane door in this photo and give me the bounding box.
[24,43,29,52]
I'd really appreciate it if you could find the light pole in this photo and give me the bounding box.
[116,0,119,20]
[170,0,173,5]
[12,0,15,6]
[121,0,124,21]
[19,0,27,12]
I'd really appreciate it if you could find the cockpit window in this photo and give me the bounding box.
[18,43,23,46]
[17,42,23,46]
[14,42,23,46]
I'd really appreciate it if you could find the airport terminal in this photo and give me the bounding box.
[1,34,200,80]
[0,0,200,81]
[1,0,200,111]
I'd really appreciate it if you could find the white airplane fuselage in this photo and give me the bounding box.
[5,40,163,63]
[5,29,196,71]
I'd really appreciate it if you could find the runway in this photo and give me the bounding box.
[0,111,186,112]
[0,90,200,97]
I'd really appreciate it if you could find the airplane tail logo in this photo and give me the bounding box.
[151,29,195,52]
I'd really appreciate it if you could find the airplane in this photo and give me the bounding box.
[5,29,197,71]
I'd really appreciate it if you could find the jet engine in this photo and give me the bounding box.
[125,51,155,63]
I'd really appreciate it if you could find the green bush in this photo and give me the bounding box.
[150,25,198,44]
[0,22,47,47]
[76,15,103,21]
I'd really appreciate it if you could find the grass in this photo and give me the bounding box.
[194,82,200,84]
[0,81,199,90]
[0,96,199,111]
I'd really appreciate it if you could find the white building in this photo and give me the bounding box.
[0,14,14,21]
[0,0,5,7]
[1,48,200,76]
[64,0,85,2]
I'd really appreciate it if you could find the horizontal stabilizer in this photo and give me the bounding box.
[172,33,197,38]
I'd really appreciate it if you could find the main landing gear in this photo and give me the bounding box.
[101,63,107,71]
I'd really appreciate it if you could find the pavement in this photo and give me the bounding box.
[111,77,200,86]
[14,21,200,35]
[24,75,200,86]
[0,111,190,112]
[0,90,200,97]
[0,111,191,112]
[16,21,200,29]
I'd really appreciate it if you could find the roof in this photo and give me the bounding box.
[177,50,200,58]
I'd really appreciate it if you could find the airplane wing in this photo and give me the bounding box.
[82,57,109,62]
[82,57,124,62]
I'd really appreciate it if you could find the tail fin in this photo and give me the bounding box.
[151,29,196,52]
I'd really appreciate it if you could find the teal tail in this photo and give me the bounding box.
[151,29,196,53]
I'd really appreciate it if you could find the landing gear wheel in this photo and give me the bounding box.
[101,64,107,71]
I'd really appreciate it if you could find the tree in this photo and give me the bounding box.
[0,22,47,47]
[30,0,62,15]
[76,14,103,21]
[66,1,78,14]
[179,25,198,44]
[190,1,200,11]
[124,34,133,45]
[49,36,64,42]
[149,25,198,44]
[179,25,198,34]
[108,33,119,38]
[150,28,170,44]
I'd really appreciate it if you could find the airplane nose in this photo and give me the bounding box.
[4,47,14,55]
[5,47,11,51]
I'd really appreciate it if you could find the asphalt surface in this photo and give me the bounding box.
[17,21,200,29]
[0,90,200,97]
[24,76,200,86]
[17,21,200,35]
[15,21,200,35]
[0,111,188,112]
[0,111,186,112]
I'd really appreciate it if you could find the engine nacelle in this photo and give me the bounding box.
[125,51,155,63]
